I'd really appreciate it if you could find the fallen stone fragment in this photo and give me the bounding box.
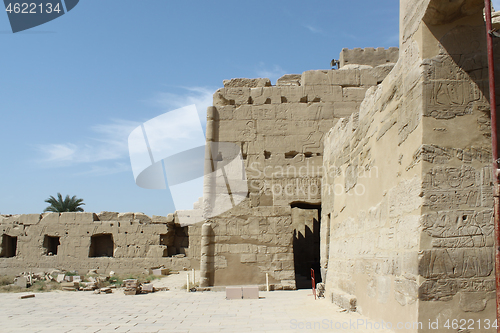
[14,276,28,288]
[141,283,154,293]
[100,287,112,294]
[20,294,35,299]
[61,281,79,289]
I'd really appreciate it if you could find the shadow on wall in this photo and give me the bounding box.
[292,203,321,289]
[160,225,189,257]
[43,235,60,256]
[89,234,114,258]
[0,234,17,258]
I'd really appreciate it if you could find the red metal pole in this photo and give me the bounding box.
[484,0,500,328]
[311,268,316,300]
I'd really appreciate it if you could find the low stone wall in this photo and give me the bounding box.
[0,212,201,275]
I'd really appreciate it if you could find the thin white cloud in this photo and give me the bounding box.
[303,24,323,34]
[255,63,287,85]
[36,87,215,176]
[37,119,139,165]
[152,86,214,130]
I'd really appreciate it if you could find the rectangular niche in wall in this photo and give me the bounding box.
[172,226,189,256]
[0,234,17,258]
[88,234,114,258]
[43,235,60,256]
[160,226,189,257]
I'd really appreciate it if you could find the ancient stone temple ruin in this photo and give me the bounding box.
[0,212,199,275]
[1,0,499,331]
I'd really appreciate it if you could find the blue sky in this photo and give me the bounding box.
[0,0,427,216]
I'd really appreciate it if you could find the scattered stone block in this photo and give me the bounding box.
[61,281,79,289]
[123,279,139,295]
[20,294,35,299]
[316,283,325,298]
[151,268,169,276]
[14,276,28,288]
[242,286,259,299]
[141,283,154,293]
[226,287,243,300]
[99,287,112,294]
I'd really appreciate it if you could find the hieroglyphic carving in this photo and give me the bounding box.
[423,166,493,210]
[423,81,485,119]
[407,145,492,170]
[419,247,493,280]
[419,278,495,301]
[422,209,494,248]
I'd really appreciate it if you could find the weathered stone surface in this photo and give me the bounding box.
[339,47,399,68]
[331,288,357,312]
[19,214,40,225]
[97,211,119,221]
[117,212,134,222]
[276,74,301,86]
[423,0,484,25]
[223,78,271,88]
[0,212,194,275]
[134,213,152,223]
[322,0,494,328]
[459,291,488,312]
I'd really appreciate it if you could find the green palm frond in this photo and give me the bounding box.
[44,193,85,212]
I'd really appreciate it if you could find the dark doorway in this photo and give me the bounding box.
[291,203,321,289]
[43,235,60,255]
[0,234,17,258]
[89,234,114,257]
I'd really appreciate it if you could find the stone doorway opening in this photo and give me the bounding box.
[291,203,321,289]
[0,234,17,258]
[43,235,60,255]
[88,234,114,257]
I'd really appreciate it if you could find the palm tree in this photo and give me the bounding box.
[44,193,85,212]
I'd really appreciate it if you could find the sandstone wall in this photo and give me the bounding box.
[206,52,396,288]
[339,47,399,68]
[0,212,200,275]
[322,0,497,331]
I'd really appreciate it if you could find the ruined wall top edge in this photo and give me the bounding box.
[218,48,399,90]
[339,47,399,68]
[0,211,175,226]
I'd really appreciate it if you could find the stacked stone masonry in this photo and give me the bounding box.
[0,212,200,275]
[1,1,498,331]
[204,54,397,288]
[321,0,499,332]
